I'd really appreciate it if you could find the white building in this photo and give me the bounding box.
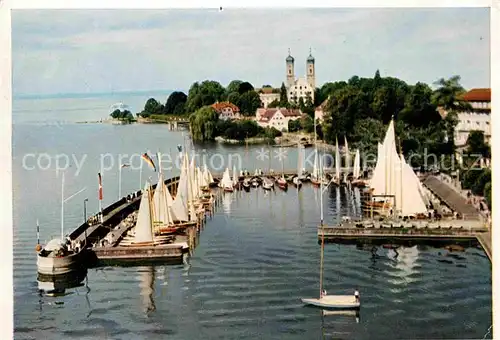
[450,88,491,147]
[286,49,315,103]
[211,101,241,120]
[314,98,328,122]
[257,87,280,108]
[255,107,303,132]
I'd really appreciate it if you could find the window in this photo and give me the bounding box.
[300,86,302,90]
[289,70,291,75]
[486,121,490,125]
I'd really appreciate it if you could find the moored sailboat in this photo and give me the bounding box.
[301,156,360,310]
[220,168,234,192]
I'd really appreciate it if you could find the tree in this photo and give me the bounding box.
[268,99,280,108]
[288,119,301,133]
[398,82,440,127]
[483,182,491,209]
[186,80,226,113]
[300,115,314,133]
[164,91,187,114]
[143,98,163,115]
[189,106,219,142]
[226,80,243,95]
[466,130,490,158]
[431,75,471,150]
[279,82,288,107]
[238,81,254,94]
[238,91,262,116]
[110,109,134,121]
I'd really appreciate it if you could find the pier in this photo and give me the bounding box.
[65,175,219,267]
[319,175,492,261]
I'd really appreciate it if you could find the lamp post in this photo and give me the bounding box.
[83,198,88,223]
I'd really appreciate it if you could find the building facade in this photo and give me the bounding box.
[211,102,241,120]
[255,107,303,132]
[452,88,491,147]
[257,87,281,108]
[285,49,315,103]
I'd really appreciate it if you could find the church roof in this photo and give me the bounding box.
[307,54,315,62]
[286,54,294,62]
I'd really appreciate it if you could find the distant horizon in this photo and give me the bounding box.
[13,72,490,101]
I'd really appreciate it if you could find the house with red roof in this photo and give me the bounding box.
[211,101,241,120]
[255,107,303,132]
[447,88,491,146]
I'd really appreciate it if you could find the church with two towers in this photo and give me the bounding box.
[258,49,316,108]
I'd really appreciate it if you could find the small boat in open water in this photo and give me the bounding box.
[301,157,360,310]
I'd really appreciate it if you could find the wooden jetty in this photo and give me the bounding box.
[320,175,492,261]
[65,173,220,268]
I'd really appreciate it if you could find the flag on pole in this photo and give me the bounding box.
[121,163,130,168]
[141,153,157,172]
[98,172,103,200]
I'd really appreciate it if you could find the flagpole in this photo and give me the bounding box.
[61,172,65,240]
[119,164,122,199]
[98,173,103,223]
[139,159,143,190]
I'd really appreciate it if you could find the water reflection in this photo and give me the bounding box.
[137,266,156,315]
[320,308,360,339]
[386,246,420,286]
[37,269,87,297]
[222,192,232,215]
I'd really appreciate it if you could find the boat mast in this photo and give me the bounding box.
[61,172,65,240]
[319,156,324,298]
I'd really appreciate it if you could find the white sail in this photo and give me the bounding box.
[221,168,233,188]
[172,153,190,222]
[370,142,385,195]
[152,173,173,228]
[396,156,428,216]
[232,165,238,186]
[344,136,351,174]
[134,181,154,243]
[204,163,214,184]
[370,120,400,199]
[297,143,303,176]
[312,148,319,179]
[353,149,361,179]
[335,138,341,180]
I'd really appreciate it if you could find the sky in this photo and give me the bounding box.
[12,8,491,96]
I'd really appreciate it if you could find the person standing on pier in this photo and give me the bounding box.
[354,288,360,303]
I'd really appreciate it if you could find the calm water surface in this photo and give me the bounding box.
[13,96,492,339]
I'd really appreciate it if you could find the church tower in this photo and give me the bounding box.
[286,49,295,88]
[306,48,315,89]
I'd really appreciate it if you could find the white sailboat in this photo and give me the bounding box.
[220,168,234,192]
[333,138,341,185]
[133,181,155,244]
[368,119,428,217]
[232,165,240,189]
[344,137,351,184]
[171,152,190,222]
[301,156,360,310]
[293,143,304,188]
[351,149,365,187]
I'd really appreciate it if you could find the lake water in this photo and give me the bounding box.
[13,95,492,339]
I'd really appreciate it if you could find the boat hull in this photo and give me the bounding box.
[301,295,360,310]
[37,251,84,276]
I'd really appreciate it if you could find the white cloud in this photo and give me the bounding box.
[12,8,490,95]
